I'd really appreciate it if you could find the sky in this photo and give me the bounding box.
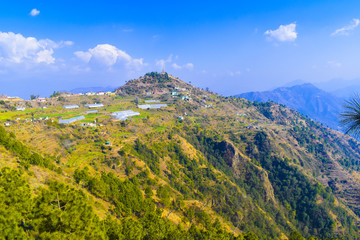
[1,1,360,98]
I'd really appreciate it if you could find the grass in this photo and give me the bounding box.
[154,126,166,132]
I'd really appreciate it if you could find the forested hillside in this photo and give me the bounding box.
[1,72,360,239]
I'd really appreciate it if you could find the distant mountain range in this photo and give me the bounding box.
[236,83,344,130]
[65,86,116,94]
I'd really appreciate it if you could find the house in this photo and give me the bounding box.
[63,105,79,109]
[85,103,104,108]
[4,122,11,126]
[171,91,178,96]
[145,100,160,103]
[59,116,85,124]
[37,98,46,102]
[16,106,25,111]
[138,104,151,109]
[138,104,167,109]
[85,110,98,114]
[85,92,95,96]
[80,122,96,127]
[149,104,167,109]
[97,91,105,96]
[111,110,140,120]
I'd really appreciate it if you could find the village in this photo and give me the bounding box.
[0,83,199,128]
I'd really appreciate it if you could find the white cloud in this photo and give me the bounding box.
[0,31,59,64]
[171,62,194,70]
[156,55,193,71]
[171,63,181,69]
[30,9,40,17]
[265,23,297,42]
[328,60,342,68]
[60,40,74,47]
[331,18,360,36]
[184,63,194,70]
[156,55,173,70]
[229,71,241,76]
[74,44,145,70]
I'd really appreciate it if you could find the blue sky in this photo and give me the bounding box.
[1,1,360,98]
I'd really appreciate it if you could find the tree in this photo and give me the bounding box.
[340,95,360,138]
[30,94,37,100]
[289,231,304,240]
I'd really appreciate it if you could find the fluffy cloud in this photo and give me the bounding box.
[74,44,145,70]
[156,55,193,71]
[60,41,74,47]
[0,31,59,64]
[265,23,297,42]
[229,71,241,76]
[331,19,360,36]
[155,55,173,70]
[30,9,40,17]
[172,62,194,70]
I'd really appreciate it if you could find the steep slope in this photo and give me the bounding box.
[236,83,343,130]
[1,72,360,239]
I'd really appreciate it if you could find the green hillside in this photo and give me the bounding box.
[1,72,360,239]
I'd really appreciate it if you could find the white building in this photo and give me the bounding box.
[59,116,85,124]
[85,110,98,114]
[63,105,79,109]
[145,100,160,103]
[16,107,25,111]
[138,104,167,109]
[85,103,104,108]
[111,110,140,121]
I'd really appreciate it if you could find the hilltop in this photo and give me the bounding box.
[116,72,193,94]
[1,72,360,239]
[237,83,343,130]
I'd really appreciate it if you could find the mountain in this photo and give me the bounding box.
[236,83,343,130]
[2,72,360,239]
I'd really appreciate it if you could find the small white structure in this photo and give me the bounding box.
[16,107,25,111]
[111,110,140,121]
[63,105,79,109]
[59,116,85,124]
[85,92,95,96]
[145,100,160,103]
[37,98,46,102]
[85,110,98,114]
[80,122,96,127]
[85,103,104,108]
[138,104,151,109]
[150,104,167,109]
[138,104,167,110]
